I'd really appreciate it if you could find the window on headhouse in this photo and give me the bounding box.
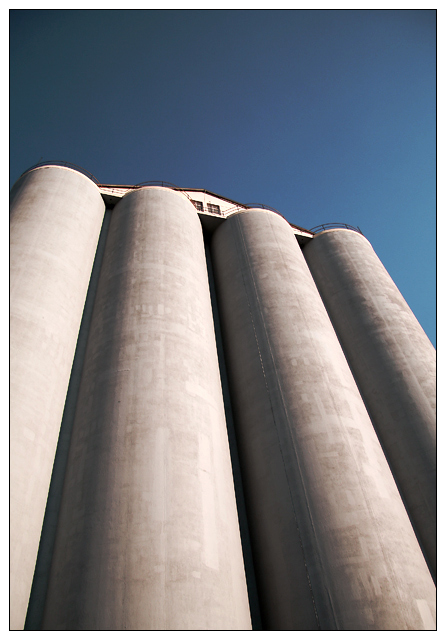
[207,203,221,215]
[191,200,204,211]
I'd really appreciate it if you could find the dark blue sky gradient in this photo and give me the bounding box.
[10,9,436,345]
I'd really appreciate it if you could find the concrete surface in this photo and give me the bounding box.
[204,243,263,630]
[303,229,436,579]
[211,209,436,630]
[42,187,251,630]
[10,166,105,630]
[24,210,113,630]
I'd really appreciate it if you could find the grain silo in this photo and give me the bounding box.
[10,164,436,630]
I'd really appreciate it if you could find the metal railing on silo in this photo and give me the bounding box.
[309,222,363,235]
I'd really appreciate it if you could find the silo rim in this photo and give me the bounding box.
[16,162,101,191]
[310,227,371,245]
[117,184,195,207]
[225,206,289,224]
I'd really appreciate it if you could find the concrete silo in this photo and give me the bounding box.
[10,164,436,631]
[211,209,435,630]
[41,188,251,630]
[303,229,436,579]
[10,166,105,630]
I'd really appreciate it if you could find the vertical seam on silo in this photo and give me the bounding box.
[266,217,341,630]
[326,233,425,598]
[234,214,323,630]
[305,232,413,621]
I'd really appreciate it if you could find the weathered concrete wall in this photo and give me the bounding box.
[303,229,436,579]
[42,187,251,630]
[204,243,263,630]
[211,209,435,630]
[10,166,105,630]
[24,210,113,630]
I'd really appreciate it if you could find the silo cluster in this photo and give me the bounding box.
[10,165,436,630]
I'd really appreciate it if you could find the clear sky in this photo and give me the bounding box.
[9,8,436,346]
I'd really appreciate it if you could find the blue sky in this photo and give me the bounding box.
[10,8,436,345]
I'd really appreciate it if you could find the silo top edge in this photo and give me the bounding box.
[225,207,287,222]
[118,185,194,207]
[311,227,370,245]
[15,164,101,191]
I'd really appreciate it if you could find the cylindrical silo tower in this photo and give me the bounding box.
[303,229,436,579]
[211,209,435,630]
[10,166,105,630]
[42,188,251,630]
